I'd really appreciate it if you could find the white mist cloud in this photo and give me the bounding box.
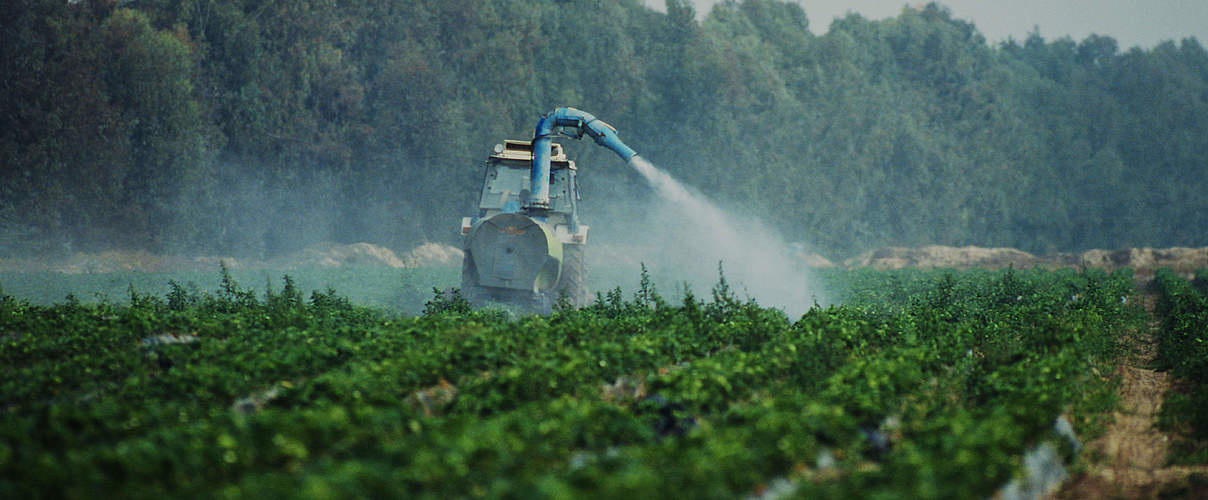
[598,156,829,317]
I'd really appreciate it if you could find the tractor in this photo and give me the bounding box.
[459,108,639,313]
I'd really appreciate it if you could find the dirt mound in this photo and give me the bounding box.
[273,242,408,269]
[1074,247,1208,274]
[402,242,463,267]
[845,246,1037,270]
[786,245,836,268]
[844,246,1208,276]
[0,251,231,274]
[795,251,836,268]
[268,242,462,269]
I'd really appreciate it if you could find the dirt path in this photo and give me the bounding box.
[1055,294,1208,499]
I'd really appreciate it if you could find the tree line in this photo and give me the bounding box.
[2,0,1206,259]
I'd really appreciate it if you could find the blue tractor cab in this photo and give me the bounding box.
[459,108,638,313]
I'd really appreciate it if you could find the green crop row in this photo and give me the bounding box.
[0,267,1135,498]
[0,265,459,315]
[1153,268,1208,462]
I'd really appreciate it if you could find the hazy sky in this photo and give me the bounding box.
[643,0,1208,49]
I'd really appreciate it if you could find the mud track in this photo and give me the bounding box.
[1055,294,1208,499]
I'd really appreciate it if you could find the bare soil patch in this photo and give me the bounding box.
[844,246,1208,288]
[844,245,1036,269]
[1055,295,1208,499]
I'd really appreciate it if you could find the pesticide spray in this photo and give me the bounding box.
[621,156,827,317]
[479,107,825,316]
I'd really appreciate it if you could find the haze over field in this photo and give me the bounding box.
[621,156,827,315]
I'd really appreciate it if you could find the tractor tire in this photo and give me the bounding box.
[460,250,488,307]
[555,243,588,308]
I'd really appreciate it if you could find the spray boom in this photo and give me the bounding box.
[528,107,638,209]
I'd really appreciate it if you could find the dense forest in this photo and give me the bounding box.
[2,0,1206,259]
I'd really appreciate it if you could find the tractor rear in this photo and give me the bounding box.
[459,108,639,313]
[459,140,589,313]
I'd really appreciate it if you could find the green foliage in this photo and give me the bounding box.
[422,287,472,316]
[216,261,258,312]
[1193,269,1208,295]
[1153,268,1208,462]
[2,0,1207,257]
[127,283,163,310]
[0,283,22,327]
[165,280,195,311]
[309,287,353,313]
[633,262,663,309]
[0,267,1136,497]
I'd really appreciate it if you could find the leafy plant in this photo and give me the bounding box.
[1154,268,1208,461]
[0,267,1137,498]
[423,287,472,316]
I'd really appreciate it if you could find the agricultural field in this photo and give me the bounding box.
[1,263,1177,498]
[1154,269,1208,462]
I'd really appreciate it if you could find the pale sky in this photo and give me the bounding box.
[643,0,1208,49]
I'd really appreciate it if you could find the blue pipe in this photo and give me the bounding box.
[528,107,638,209]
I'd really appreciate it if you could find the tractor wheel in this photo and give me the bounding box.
[555,243,588,308]
[460,250,488,307]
